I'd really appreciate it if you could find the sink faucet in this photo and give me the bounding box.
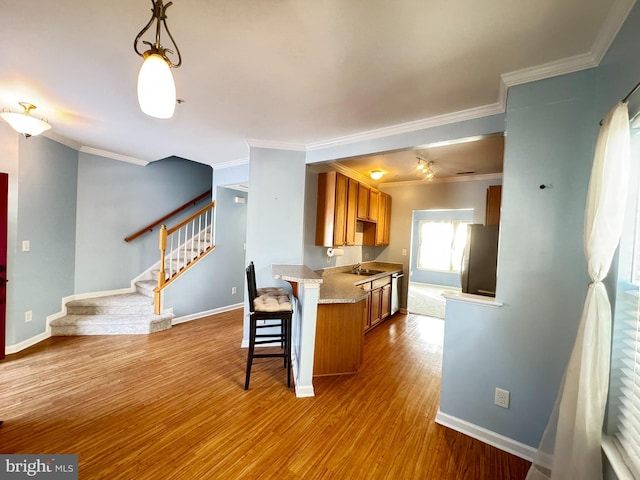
[352,263,362,273]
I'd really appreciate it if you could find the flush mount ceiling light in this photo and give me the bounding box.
[134,0,182,119]
[370,169,384,180]
[0,102,52,137]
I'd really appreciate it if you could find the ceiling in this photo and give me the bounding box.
[324,134,505,186]
[0,0,634,168]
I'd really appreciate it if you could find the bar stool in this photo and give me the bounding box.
[244,262,294,390]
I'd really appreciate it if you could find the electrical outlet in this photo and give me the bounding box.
[25,310,32,323]
[495,387,510,408]
[402,248,407,256]
[231,286,237,294]
[22,240,30,252]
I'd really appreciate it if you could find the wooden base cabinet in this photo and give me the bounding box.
[362,275,392,332]
[314,300,366,376]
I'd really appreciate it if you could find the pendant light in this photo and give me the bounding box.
[134,0,182,119]
[0,102,51,137]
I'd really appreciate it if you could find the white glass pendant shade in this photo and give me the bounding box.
[137,53,176,119]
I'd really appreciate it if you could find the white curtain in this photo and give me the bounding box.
[526,102,630,480]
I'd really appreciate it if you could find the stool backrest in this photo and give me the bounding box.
[246,261,258,314]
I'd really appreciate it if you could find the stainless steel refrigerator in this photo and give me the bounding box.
[460,224,499,296]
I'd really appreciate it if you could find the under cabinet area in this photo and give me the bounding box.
[315,172,391,248]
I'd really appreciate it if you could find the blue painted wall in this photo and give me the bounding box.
[164,185,248,316]
[0,130,78,346]
[74,154,212,293]
[441,69,597,447]
[244,147,306,342]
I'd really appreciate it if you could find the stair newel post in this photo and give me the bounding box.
[155,224,168,315]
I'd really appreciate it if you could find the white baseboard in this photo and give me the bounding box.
[171,303,243,325]
[435,410,541,464]
[5,331,51,355]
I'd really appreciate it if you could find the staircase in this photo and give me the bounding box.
[49,204,216,336]
[49,283,173,335]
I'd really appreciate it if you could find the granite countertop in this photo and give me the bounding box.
[316,262,403,304]
[272,264,323,284]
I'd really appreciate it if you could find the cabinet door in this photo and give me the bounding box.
[485,185,502,226]
[381,283,392,320]
[368,188,379,221]
[382,194,391,245]
[333,173,349,246]
[363,291,371,331]
[346,178,358,245]
[370,287,382,327]
[357,183,370,221]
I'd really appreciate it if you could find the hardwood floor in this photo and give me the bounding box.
[0,310,531,479]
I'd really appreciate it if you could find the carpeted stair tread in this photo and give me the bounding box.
[135,280,156,298]
[65,293,154,315]
[50,313,173,335]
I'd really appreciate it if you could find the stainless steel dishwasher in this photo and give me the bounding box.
[391,272,404,315]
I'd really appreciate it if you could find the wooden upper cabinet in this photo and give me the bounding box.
[357,183,370,220]
[374,192,391,246]
[333,173,349,246]
[315,172,358,247]
[485,185,502,226]
[316,171,392,247]
[345,178,358,245]
[382,193,391,245]
[368,188,379,221]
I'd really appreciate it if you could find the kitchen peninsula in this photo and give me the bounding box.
[314,262,403,376]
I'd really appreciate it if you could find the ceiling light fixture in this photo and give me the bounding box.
[417,157,436,180]
[0,102,52,138]
[421,159,436,181]
[426,164,436,181]
[370,170,384,180]
[134,0,182,119]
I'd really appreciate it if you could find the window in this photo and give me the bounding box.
[608,133,640,478]
[417,220,469,273]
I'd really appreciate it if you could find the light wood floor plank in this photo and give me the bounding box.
[0,309,530,479]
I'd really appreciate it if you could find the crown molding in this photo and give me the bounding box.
[591,0,637,64]
[78,146,149,166]
[380,172,502,188]
[245,138,306,151]
[305,102,505,152]
[501,52,598,88]
[212,157,249,170]
[328,162,373,185]
[502,0,635,88]
[42,131,82,151]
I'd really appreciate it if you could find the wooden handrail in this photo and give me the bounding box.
[166,200,216,235]
[124,189,212,242]
[154,200,216,314]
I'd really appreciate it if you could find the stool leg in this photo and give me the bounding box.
[244,318,256,390]
[285,315,292,388]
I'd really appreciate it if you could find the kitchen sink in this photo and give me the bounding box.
[350,269,385,276]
